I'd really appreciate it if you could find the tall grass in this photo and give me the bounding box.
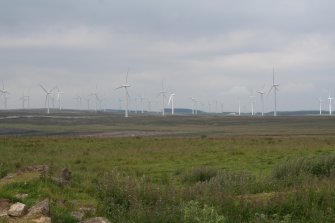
[272,154,335,179]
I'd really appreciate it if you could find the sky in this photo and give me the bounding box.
[0,0,335,113]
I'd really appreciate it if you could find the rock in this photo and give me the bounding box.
[20,165,49,173]
[79,206,96,214]
[26,199,50,218]
[60,168,71,181]
[0,199,11,217]
[7,202,27,217]
[31,216,52,223]
[15,193,29,200]
[53,168,72,186]
[82,217,111,223]
[71,211,84,221]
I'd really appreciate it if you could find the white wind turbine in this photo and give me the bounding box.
[115,71,131,118]
[238,97,241,116]
[25,90,30,109]
[0,81,10,109]
[249,93,256,116]
[90,85,99,112]
[328,92,333,116]
[159,82,167,116]
[85,97,91,111]
[139,96,145,114]
[268,67,279,117]
[189,97,196,115]
[257,86,265,116]
[195,99,200,115]
[19,91,29,109]
[168,93,175,115]
[40,84,57,114]
[134,97,138,114]
[147,100,152,112]
[55,87,64,111]
[75,95,82,110]
[319,97,323,115]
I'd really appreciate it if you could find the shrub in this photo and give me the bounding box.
[182,166,219,183]
[95,171,183,222]
[183,200,225,223]
[0,162,8,178]
[272,154,335,179]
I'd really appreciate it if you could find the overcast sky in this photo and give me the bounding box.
[1,0,335,112]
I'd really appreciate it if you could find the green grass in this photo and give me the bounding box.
[0,113,335,222]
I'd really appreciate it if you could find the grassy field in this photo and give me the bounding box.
[0,111,335,222]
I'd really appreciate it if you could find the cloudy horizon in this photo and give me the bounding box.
[1,0,335,113]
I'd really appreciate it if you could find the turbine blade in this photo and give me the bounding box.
[267,86,274,96]
[50,86,58,92]
[273,66,275,85]
[115,86,123,90]
[126,68,129,84]
[39,84,48,94]
[168,95,172,105]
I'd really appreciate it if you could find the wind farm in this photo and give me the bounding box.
[1,1,335,223]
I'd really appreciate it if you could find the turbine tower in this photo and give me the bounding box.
[0,81,9,109]
[40,84,56,114]
[55,87,64,111]
[159,81,167,116]
[328,92,333,116]
[319,97,323,115]
[90,85,99,113]
[75,95,82,110]
[189,97,196,115]
[168,93,175,115]
[140,96,145,114]
[115,70,131,118]
[268,67,279,116]
[19,91,29,109]
[257,86,265,116]
[249,93,255,116]
[85,97,91,111]
[238,97,241,116]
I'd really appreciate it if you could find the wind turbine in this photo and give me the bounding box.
[85,97,91,111]
[75,95,82,110]
[147,100,152,112]
[189,97,196,115]
[257,86,265,116]
[194,99,200,115]
[0,81,9,109]
[134,97,138,114]
[139,96,145,114]
[208,101,211,113]
[159,81,167,116]
[55,87,64,111]
[115,70,131,118]
[238,97,241,116]
[319,97,323,115]
[268,67,279,116]
[328,92,333,116]
[40,84,56,114]
[90,84,99,112]
[168,93,175,115]
[249,93,256,116]
[19,91,29,109]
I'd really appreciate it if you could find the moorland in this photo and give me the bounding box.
[0,110,335,222]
